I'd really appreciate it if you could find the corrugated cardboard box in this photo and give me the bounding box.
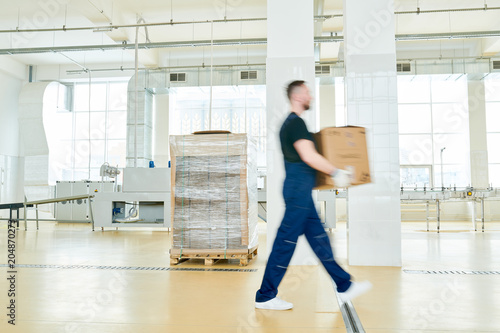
[313,126,371,190]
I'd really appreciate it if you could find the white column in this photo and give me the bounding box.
[0,66,24,205]
[319,83,336,128]
[343,0,401,266]
[153,94,170,168]
[468,80,489,188]
[266,0,317,265]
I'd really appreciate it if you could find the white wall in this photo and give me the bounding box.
[0,58,27,210]
[153,94,170,167]
[318,83,336,128]
[0,72,23,156]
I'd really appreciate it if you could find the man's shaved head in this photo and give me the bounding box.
[286,80,306,101]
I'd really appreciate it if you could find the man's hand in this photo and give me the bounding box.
[331,169,352,188]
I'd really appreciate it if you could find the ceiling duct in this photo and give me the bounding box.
[240,70,257,80]
[170,73,186,82]
[397,63,412,73]
[315,65,331,75]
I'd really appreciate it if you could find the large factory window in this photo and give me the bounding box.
[485,79,500,186]
[49,80,128,181]
[400,165,433,187]
[398,75,470,187]
[323,76,470,188]
[169,85,266,166]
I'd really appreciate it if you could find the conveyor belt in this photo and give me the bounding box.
[0,195,96,230]
[0,202,33,228]
[22,194,96,231]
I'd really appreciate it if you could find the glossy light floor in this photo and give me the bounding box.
[1,220,500,332]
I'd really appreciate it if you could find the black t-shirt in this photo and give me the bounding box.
[279,112,314,163]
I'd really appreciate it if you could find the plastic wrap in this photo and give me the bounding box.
[169,133,258,256]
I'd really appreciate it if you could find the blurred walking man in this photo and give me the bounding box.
[255,80,372,310]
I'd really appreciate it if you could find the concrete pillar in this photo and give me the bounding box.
[153,93,170,168]
[468,79,489,188]
[343,0,401,266]
[0,58,28,207]
[319,82,336,128]
[266,0,317,265]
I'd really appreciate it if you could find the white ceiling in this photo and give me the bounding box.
[0,0,500,68]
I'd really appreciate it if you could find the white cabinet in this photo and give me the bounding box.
[0,155,22,205]
[0,155,5,204]
[55,181,114,222]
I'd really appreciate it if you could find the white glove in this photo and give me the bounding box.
[331,169,352,188]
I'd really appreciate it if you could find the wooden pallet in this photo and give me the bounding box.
[170,246,258,266]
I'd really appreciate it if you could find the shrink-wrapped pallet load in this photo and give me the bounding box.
[169,132,258,265]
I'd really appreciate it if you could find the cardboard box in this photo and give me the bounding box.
[313,126,371,190]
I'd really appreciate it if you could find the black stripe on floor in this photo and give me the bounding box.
[0,264,257,272]
[404,269,500,275]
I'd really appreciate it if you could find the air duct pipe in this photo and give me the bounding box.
[133,16,151,168]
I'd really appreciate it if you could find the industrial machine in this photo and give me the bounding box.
[399,185,500,232]
[55,180,114,222]
[93,167,171,229]
[317,189,346,231]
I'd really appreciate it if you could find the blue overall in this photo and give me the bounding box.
[255,160,351,302]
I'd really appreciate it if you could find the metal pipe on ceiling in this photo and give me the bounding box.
[0,38,268,55]
[2,30,500,56]
[0,5,499,35]
[395,30,500,41]
[325,5,500,19]
[396,5,500,15]
[66,63,268,74]
[0,17,268,34]
[64,55,496,75]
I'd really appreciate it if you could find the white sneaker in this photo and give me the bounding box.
[338,281,372,303]
[255,297,293,310]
